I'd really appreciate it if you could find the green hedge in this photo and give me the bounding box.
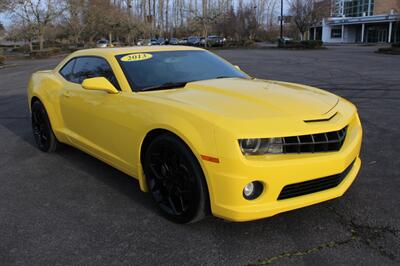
[392,43,400,48]
[280,40,323,49]
[224,39,258,48]
[12,46,30,53]
[377,46,400,55]
[376,43,400,55]
[29,47,61,58]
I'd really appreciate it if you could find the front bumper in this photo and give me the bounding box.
[203,112,362,222]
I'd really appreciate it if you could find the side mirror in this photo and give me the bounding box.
[82,77,119,94]
[234,65,241,71]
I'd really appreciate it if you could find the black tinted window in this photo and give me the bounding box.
[60,59,75,81]
[72,57,120,89]
[116,50,248,91]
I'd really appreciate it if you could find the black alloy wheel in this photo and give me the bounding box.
[31,101,59,152]
[143,134,209,223]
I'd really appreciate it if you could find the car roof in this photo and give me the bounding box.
[70,45,204,57]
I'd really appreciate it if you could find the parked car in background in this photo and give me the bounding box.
[187,36,200,46]
[207,36,225,47]
[179,38,188,45]
[200,37,206,46]
[136,39,145,46]
[170,38,179,45]
[278,37,293,44]
[157,37,166,45]
[150,39,159,45]
[96,39,109,48]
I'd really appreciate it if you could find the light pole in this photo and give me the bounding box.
[280,0,284,43]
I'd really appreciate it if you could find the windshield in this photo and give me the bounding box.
[116,50,249,91]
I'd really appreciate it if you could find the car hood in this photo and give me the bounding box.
[152,78,338,120]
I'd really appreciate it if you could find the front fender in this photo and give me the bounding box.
[136,101,220,199]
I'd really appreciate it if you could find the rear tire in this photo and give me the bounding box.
[31,101,60,152]
[143,133,209,223]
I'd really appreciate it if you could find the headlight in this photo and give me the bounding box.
[239,137,283,155]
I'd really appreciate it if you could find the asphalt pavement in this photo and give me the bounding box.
[0,46,399,265]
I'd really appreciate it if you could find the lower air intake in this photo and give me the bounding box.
[278,160,355,200]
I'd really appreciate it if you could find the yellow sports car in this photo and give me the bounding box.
[27,46,362,223]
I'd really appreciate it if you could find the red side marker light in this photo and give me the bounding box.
[200,155,220,163]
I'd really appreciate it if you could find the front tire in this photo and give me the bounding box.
[143,134,209,223]
[31,101,60,152]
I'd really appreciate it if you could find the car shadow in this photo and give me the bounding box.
[0,93,156,213]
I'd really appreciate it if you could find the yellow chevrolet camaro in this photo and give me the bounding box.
[27,46,362,223]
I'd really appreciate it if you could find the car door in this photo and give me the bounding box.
[59,56,130,167]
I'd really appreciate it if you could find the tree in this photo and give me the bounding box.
[192,10,221,47]
[3,0,285,47]
[0,0,11,11]
[288,0,325,40]
[7,18,36,51]
[236,3,259,41]
[63,0,85,45]
[10,0,65,50]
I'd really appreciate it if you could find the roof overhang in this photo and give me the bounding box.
[326,14,400,25]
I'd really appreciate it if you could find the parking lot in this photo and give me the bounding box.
[0,46,399,265]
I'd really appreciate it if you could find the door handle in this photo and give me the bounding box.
[63,91,70,97]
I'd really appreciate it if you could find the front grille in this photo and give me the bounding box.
[281,127,347,153]
[277,160,355,200]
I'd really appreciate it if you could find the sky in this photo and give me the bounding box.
[0,13,8,27]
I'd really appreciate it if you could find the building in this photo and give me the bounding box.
[310,0,400,43]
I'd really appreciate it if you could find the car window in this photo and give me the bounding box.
[116,50,249,91]
[71,57,120,90]
[59,59,76,81]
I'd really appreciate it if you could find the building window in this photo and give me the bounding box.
[343,0,374,17]
[332,0,344,16]
[331,28,343,38]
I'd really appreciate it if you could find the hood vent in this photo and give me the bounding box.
[304,112,337,123]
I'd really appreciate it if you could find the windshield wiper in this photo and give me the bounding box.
[140,82,188,92]
[215,76,235,79]
[215,76,252,80]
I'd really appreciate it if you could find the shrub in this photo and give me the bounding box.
[222,39,258,48]
[377,47,400,55]
[29,47,62,58]
[224,40,242,47]
[243,40,258,48]
[378,47,392,53]
[279,40,300,48]
[300,40,323,49]
[0,55,4,65]
[280,40,323,49]
[392,43,400,49]
[12,46,30,53]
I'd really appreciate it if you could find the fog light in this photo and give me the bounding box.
[243,181,263,200]
[243,182,254,197]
